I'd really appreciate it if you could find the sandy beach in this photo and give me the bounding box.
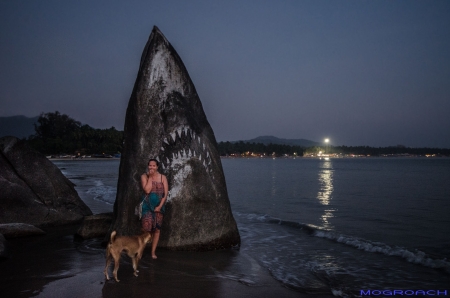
[0,224,334,298]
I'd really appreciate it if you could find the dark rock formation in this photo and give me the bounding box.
[111,26,240,250]
[0,223,45,238]
[76,212,113,239]
[0,136,92,227]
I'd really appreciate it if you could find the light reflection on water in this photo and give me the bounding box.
[317,160,334,229]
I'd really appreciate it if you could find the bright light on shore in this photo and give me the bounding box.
[324,138,329,143]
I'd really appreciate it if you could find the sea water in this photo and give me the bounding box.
[55,159,118,214]
[53,157,450,296]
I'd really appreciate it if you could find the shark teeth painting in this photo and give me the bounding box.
[110,26,240,250]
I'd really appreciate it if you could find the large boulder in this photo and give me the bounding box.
[0,223,45,238]
[0,136,92,227]
[76,212,113,239]
[111,26,240,250]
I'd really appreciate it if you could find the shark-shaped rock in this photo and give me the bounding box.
[111,26,240,250]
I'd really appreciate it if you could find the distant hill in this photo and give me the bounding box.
[0,115,39,139]
[235,135,321,147]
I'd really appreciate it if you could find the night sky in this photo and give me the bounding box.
[1,0,449,147]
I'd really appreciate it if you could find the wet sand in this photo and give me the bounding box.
[0,224,334,298]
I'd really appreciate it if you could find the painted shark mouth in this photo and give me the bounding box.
[156,126,213,175]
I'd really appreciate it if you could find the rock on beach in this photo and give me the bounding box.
[76,212,113,239]
[0,223,45,238]
[111,26,240,250]
[0,136,92,227]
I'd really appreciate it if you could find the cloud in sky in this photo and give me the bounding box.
[1,0,449,147]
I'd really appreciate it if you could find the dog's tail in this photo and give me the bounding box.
[110,231,117,244]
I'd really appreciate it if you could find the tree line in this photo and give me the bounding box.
[218,142,450,157]
[329,145,450,156]
[218,141,304,157]
[27,111,123,155]
[26,111,450,157]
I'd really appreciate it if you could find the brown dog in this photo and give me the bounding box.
[104,230,152,282]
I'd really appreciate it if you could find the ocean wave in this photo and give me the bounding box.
[259,254,350,296]
[314,230,450,271]
[86,181,116,204]
[235,211,320,235]
[235,211,450,272]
